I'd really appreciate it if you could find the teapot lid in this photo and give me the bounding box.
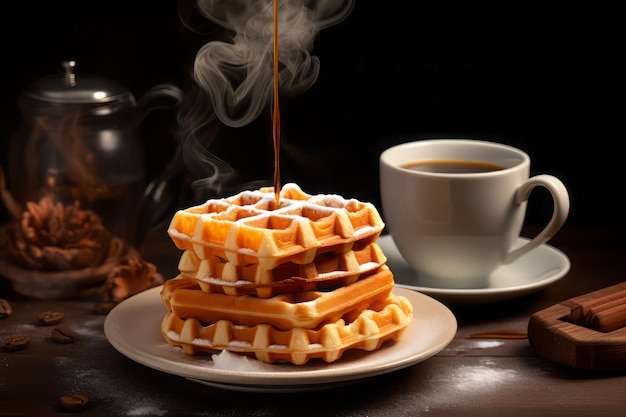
[22,60,134,104]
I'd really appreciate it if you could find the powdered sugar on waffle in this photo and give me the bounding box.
[168,183,385,263]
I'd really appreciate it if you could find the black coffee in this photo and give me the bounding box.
[401,159,504,173]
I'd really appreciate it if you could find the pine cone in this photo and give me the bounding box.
[5,197,112,271]
[104,252,164,304]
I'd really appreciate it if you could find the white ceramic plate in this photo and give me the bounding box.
[104,286,457,392]
[379,235,570,304]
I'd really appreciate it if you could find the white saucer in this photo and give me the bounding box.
[104,286,456,393]
[379,235,570,304]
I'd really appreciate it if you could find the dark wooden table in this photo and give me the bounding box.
[1,225,625,417]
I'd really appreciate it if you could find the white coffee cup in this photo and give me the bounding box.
[379,139,570,289]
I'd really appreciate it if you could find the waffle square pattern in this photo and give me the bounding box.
[168,183,385,269]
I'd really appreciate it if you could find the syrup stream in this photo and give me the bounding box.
[272,0,281,207]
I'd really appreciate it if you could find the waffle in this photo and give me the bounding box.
[177,240,387,298]
[162,266,395,330]
[160,281,413,365]
[161,184,413,365]
[167,183,385,270]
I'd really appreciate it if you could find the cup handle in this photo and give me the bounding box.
[504,174,570,264]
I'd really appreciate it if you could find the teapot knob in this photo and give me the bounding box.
[62,60,77,86]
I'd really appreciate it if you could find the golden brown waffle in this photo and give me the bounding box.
[167,183,385,270]
[177,240,387,298]
[162,184,412,365]
[162,266,395,330]
[160,281,413,365]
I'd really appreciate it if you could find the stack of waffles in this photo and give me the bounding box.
[160,183,413,365]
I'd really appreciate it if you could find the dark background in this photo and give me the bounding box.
[2,1,625,233]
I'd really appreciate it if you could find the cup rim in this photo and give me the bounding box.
[380,139,529,177]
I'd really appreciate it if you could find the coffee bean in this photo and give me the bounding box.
[59,394,89,411]
[37,311,64,326]
[0,299,12,319]
[4,335,29,352]
[52,325,76,344]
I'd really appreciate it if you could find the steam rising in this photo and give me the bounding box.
[178,0,354,198]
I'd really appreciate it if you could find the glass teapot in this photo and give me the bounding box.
[4,61,184,250]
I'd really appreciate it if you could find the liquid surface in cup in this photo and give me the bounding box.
[400,159,504,174]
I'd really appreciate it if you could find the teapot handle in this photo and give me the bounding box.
[132,83,186,246]
[137,83,183,122]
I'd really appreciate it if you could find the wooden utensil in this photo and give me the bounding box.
[528,282,626,371]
